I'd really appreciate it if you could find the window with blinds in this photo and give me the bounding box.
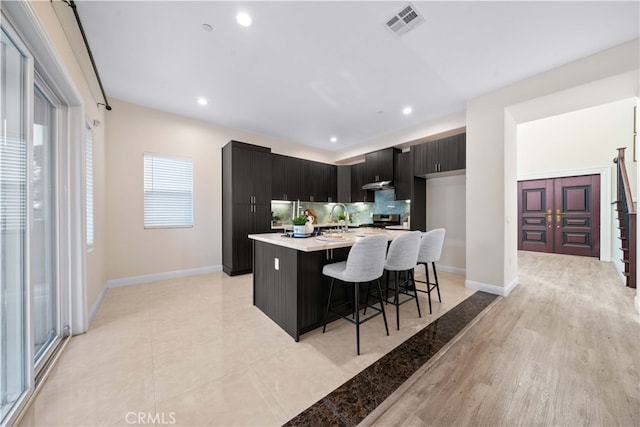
[0,136,27,233]
[143,153,193,228]
[86,124,94,247]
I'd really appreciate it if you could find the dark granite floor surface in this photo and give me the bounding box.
[284,291,498,426]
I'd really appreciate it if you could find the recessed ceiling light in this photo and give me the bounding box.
[197,97,208,106]
[330,136,337,143]
[236,12,252,27]
[202,23,213,32]
[402,106,413,115]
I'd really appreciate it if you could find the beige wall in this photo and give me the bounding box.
[466,39,639,294]
[105,99,335,280]
[426,174,466,272]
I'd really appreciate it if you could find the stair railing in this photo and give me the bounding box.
[614,147,636,288]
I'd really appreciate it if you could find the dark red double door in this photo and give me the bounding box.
[518,175,600,257]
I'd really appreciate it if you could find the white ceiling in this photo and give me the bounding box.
[76,1,639,151]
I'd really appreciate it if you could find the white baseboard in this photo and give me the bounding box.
[465,276,519,296]
[612,258,625,279]
[106,265,223,288]
[88,281,109,327]
[438,264,466,275]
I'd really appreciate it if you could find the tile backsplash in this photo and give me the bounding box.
[271,189,410,227]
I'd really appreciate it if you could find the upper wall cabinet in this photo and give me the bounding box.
[365,147,400,182]
[271,154,301,201]
[337,165,352,203]
[351,162,373,202]
[300,159,337,202]
[271,154,337,202]
[230,142,272,205]
[394,151,413,201]
[413,133,466,176]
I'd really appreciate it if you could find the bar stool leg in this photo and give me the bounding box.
[355,282,360,355]
[424,262,433,314]
[395,271,400,330]
[363,281,372,315]
[432,262,442,302]
[385,270,390,302]
[410,268,421,318]
[322,278,335,333]
[376,278,389,336]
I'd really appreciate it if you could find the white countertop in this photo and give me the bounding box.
[386,225,416,230]
[249,229,410,252]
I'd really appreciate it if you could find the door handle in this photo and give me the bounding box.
[556,208,562,223]
[555,208,564,227]
[546,209,552,227]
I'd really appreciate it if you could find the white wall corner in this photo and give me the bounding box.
[87,281,109,328]
[635,293,640,314]
[465,276,519,297]
[106,265,224,288]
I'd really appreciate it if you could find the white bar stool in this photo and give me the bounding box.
[382,230,422,330]
[415,228,446,314]
[321,234,389,355]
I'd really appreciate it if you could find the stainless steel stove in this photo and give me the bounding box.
[370,213,402,228]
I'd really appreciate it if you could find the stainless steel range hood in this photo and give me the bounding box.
[362,180,393,191]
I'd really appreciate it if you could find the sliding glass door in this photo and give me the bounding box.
[32,84,60,367]
[1,16,67,424]
[0,25,29,422]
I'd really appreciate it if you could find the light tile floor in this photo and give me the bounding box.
[19,267,474,426]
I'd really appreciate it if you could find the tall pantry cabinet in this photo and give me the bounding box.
[222,141,272,275]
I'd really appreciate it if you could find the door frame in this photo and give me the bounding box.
[518,167,611,262]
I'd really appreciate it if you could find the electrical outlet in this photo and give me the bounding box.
[274,258,279,270]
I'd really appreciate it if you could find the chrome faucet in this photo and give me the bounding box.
[329,203,350,232]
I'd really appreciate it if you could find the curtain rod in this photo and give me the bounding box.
[62,0,112,111]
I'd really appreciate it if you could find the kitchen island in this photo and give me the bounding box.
[249,229,408,341]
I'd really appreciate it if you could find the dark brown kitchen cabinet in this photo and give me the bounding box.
[394,151,426,231]
[365,147,400,182]
[414,133,466,176]
[223,141,272,276]
[271,155,336,202]
[394,151,413,201]
[350,162,373,202]
[337,165,352,202]
[271,154,301,201]
[313,162,337,202]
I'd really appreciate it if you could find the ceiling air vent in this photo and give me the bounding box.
[386,3,424,36]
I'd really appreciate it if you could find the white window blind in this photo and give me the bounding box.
[143,153,193,228]
[0,136,27,232]
[86,124,94,247]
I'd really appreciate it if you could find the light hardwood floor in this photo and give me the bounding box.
[363,251,640,427]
